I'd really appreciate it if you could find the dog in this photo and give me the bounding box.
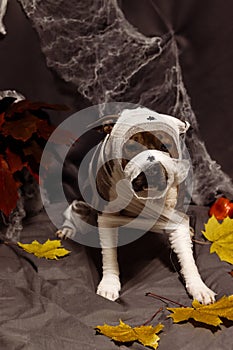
[56,107,216,305]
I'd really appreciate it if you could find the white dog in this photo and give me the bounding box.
[56,107,216,305]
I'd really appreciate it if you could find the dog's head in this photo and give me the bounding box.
[91,107,190,200]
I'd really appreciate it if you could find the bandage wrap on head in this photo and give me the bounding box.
[105,107,190,160]
[101,107,190,200]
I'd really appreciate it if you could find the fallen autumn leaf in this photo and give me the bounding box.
[202,216,233,264]
[168,295,233,327]
[96,319,164,349]
[17,239,71,260]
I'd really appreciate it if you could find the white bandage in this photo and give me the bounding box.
[105,107,189,160]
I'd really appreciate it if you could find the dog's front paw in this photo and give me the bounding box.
[97,274,121,301]
[56,227,75,240]
[186,280,216,305]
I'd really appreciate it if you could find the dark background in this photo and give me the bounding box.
[0,0,232,179]
[0,4,233,349]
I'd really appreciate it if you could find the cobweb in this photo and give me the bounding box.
[17,0,233,205]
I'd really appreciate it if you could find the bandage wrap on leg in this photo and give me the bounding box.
[96,222,121,301]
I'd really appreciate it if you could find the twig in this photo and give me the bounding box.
[146,292,187,308]
[2,241,17,245]
[142,307,164,326]
[192,238,211,245]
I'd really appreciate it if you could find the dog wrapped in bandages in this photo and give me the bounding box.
[56,107,216,305]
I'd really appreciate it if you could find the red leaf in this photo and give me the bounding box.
[38,120,76,145]
[2,113,39,141]
[5,148,25,173]
[23,140,43,164]
[229,271,233,277]
[209,197,233,220]
[6,100,69,118]
[37,120,75,144]
[0,156,20,216]
[26,165,40,184]
[49,128,76,145]
[37,120,55,140]
[0,112,5,128]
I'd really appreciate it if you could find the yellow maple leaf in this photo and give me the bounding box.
[168,295,233,327]
[17,239,71,260]
[202,216,233,264]
[96,319,164,349]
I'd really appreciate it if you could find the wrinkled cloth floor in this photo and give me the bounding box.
[0,205,232,350]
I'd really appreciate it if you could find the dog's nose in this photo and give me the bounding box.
[145,165,167,191]
[145,163,162,176]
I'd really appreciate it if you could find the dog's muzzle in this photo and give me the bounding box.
[132,163,167,195]
[124,149,189,200]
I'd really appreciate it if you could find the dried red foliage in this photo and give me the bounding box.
[5,100,68,118]
[0,98,69,216]
[0,155,20,216]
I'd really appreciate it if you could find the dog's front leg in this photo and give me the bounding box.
[96,215,121,301]
[169,218,216,304]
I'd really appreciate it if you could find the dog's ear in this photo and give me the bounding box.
[87,114,119,134]
[102,121,115,134]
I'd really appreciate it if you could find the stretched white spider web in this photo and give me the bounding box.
[13,0,233,204]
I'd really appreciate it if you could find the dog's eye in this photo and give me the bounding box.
[165,143,172,149]
[133,136,139,141]
[126,142,141,151]
[160,144,169,152]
